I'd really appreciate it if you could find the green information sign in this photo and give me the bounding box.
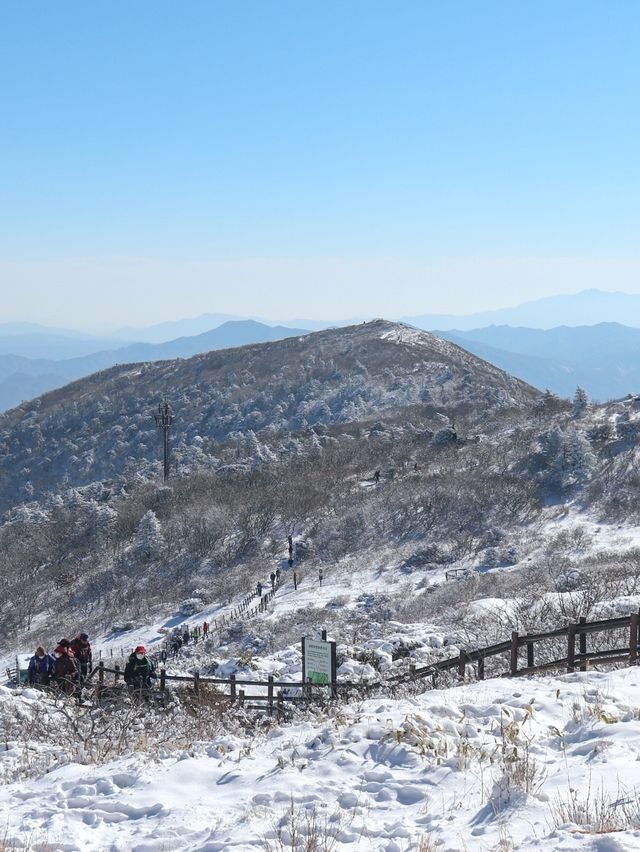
[302,636,337,690]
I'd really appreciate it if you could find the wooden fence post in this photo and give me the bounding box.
[114,663,120,682]
[510,631,519,676]
[477,655,485,681]
[160,668,166,691]
[567,624,576,673]
[579,616,587,671]
[239,689,245,707]
[230,673,237,703]
[526,638,534,669]
[268,675,274,715]
[277,690,284,716]
[409,663,416,681]
[97,661,104,700]
[194,671,200,695]
[458,650,467,679]
[630,612,639,665]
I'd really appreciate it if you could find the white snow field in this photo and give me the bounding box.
[4,666,640,850]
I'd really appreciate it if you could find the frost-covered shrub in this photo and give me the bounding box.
[432,426,457,445]
[482,547,499,569]
[501,545,520,566]
[555,569,581,592]
[616,417,640,441]
[403,546,454,568]
[356,593,393,621]
[179,598,204,616]
[481,527,504,547]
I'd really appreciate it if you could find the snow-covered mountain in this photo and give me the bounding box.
[0,319,539,509]
[4,316,640,848]
[0,320,309,413]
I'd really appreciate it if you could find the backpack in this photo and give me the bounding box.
[71,639,91,663]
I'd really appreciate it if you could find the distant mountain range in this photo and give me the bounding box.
[5,289,640,408]
[0,321,309,413]
[404,289,640,330]
[113,314,355,343]
[436,323,640,401]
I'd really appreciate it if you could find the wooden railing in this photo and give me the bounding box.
[93,662,322,714]
[11,612,640,708]
[352,611,640,690]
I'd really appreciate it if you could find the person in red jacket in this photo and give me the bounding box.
[70,632,92,683]
[52,644,78,694]
[203,621,209,638]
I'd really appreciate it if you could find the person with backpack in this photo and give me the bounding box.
[70,632,92,683]
[27,647,54,686]
[124,646,157,694]
[270,572,276,591]
[203,621,209,638]
[256,581,263,597]
[52,643,79,694]
[183,627,190,646]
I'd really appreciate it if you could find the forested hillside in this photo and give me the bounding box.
[0,320,538,510]
[3,319,640,657]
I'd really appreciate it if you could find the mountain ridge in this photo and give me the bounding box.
[0,319,540,511]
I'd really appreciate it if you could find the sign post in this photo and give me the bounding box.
[302,634,337,698]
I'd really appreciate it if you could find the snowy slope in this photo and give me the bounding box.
[4,667,640,849]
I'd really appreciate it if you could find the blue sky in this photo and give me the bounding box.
[2,1,640,326]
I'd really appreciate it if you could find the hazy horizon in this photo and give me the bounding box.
[3,3,640,328]
[4,286,640,334]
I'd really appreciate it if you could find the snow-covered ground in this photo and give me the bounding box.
[5,511,640,850]
[4,667,640,849]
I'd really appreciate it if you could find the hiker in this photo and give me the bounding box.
[191,628,198,643]
[183,628,190,646]
[27,647,54,686]
[275,567,281,584]
[270,571,276,591]
[70,632,92,683]
[171,636,181,657]
[124,646,157,693]
[52,643,79,694]
[374,470,380,483]
[160,648,168,664]
[256,581,263,597]
[203,621,209,638]
[318,568,324,587]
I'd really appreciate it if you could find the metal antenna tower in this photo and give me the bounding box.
[154,399,174,481]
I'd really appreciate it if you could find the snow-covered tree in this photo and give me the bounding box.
[539,426,595,490]
[133,510,165,560]
[573,386,589,417]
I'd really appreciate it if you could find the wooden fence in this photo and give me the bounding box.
[92,662,319,714]
[4,585,280,686]
[81,611,640,713]
[10,611,640,709]
[363,610,640,689]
